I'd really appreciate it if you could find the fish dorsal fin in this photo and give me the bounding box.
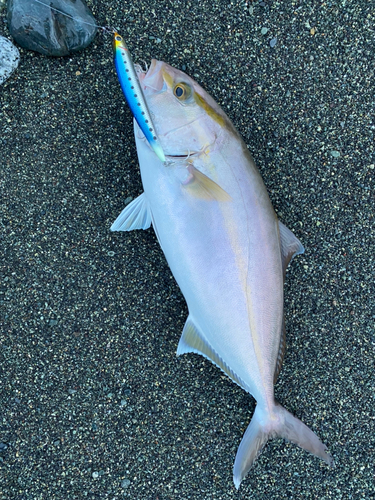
[177,316,250,393]
[278,221,305,278]
[183,165,232,202]
[274,223,303,383]
[274,316,286,384]
[110,193,152,232]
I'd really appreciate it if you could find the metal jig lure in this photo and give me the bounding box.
[113,32,166,162]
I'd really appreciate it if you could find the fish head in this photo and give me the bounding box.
[136,60,233,159]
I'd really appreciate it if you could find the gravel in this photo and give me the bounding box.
[0,0,374,499]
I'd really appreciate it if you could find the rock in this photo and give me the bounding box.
[270,37,277,48]
[7,0,98,57]
[0,36,20,85]
[330,150,341,158]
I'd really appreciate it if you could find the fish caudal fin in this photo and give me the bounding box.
[233,403,334,489]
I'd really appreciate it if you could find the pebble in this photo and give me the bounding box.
[7,0,97,56]
[270,37,277,48]
[261,27,268,35]
[121,479,131,488]
[330,150,341,158]
[0,36,20,85]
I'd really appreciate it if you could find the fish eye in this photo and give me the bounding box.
[175,86,184,97]
[173,83,192,101]
[115,35,122,41]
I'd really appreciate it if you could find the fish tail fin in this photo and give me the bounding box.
[233,402,334,489]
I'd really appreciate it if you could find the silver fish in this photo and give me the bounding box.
[111,60,334,488]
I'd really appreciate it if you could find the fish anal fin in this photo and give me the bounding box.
[279,221,304,279]
[111,193,152,232]
[182,165,232,202]
[274,317,286,384]
[177,316,249,392]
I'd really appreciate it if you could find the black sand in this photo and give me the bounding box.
[1,1,374,498]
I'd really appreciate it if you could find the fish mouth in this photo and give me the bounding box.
[137,59,166,95]
[135,120,199,160]
[165,151,199,161]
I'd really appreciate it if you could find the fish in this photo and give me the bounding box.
[111,59,334,488]
[113,32,166,162]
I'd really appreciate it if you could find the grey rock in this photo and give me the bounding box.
[330,150,341,158]
[7,0,97,56]
[270,37,277,48]
[0,36,20,85]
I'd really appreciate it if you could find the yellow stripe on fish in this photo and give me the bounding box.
[162,69,227,129]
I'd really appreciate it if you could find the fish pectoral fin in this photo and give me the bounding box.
[278,221,305,278]
[182,165,232,202]
[110,192,152,231]
[177,316,249,392]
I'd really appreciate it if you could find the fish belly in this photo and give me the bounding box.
[136,132,283,405]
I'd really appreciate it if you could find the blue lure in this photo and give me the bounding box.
[113,32,166,162]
